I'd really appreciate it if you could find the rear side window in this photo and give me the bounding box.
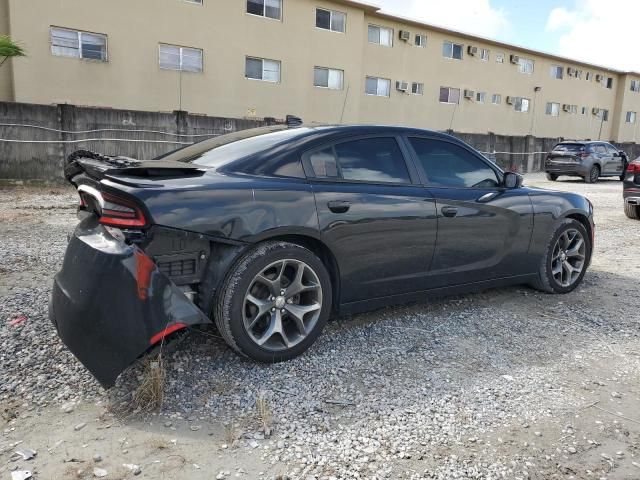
[595,145,607,154]
[408,138,500,188]
[553,143,586,153]
[309,137,411,184]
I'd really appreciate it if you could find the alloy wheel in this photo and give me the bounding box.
[551,229,586,288]
[243,259,322,351]
[589,167,599,183]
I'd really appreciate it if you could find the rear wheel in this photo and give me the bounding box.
[532,219,591,294]
[624,202,640,220]
[546,173,558,181]
[585,165,600,183]
[213,241,332,362]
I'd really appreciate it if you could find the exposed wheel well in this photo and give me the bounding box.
[267,235,341,313]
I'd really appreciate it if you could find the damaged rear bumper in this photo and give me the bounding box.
[49,219,211,388]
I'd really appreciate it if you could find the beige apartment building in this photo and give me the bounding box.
[2,0,640,142]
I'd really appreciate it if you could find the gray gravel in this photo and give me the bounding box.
[1,176,639,479]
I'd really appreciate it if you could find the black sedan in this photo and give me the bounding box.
[623,157,640,219]
[50,123,595,387]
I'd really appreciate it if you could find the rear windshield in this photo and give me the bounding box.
[552,143,587,153]
[157,126,310,167]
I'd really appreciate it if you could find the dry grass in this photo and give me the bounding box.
[224,422,242,445]
[255,393,272,432]
[132,355,166,412]
[149,436,171,451]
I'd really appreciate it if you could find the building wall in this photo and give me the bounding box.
[0,0,15,101]
[4,0,640,142]
[614,74,640,143]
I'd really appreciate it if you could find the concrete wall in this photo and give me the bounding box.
[3,101,638,182]
[4,0,640,142]
[0,102,267,180]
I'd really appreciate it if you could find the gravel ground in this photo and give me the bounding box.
[1,174,639,480]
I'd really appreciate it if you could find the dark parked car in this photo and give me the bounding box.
[50,123,595,387]
[623,157,640,219]
[545,141,628,183]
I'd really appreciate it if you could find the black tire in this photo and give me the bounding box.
[531,218,591,294]
[212,241,332,362]
[624,202,640,220]
[585,165,600,183]
[546,173,558,181]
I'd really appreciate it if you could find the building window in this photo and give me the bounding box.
[545,102,560,116]
[411,82,424,95]
[495,53,505,63]
[159,44,203,72]
[567,105,578,114]
[184,0,203,4]
[368,25,392,46]
[439,87,460,104]
[246,0,281,20]
[245,57,281,82]
[517,57,534,74]
[586,72,592,81]
[550,65,563,79]
[442,41,463,60]
[314,67,343,89]
[415,34,427,47]
[491,94,501,104]
[480,49,489,61]
[600,109,609,121]
[631,80,640,92]
[365,76,391,97]
[627,111,637,123]
[50,27,107,61]
[515,97,530,112]
[581,106,587,115]
[606,77,613,89]
[476,92,486,103]
[316,8,346,33]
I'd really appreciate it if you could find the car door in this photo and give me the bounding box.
[604,143,624,174]
[593,144,611,174]
[405,136,534,288]
[304,135,438,304]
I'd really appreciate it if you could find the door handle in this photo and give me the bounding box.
[441,206,458,217]
[328,200,351,214]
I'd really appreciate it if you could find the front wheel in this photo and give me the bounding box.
[213,241,332,362]
[624,202,640,220]
[532,219,591,294]
[585,165,600,183]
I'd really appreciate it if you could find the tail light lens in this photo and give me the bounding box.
[627,162,640,174]
[579,152,589,160]
[77,185,148,228]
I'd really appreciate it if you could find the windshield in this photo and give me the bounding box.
[553,143,586,153]
[157,126,310,167]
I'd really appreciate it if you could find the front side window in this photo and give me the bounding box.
[443,41,463,60]
[309,138,411,184]
[409,138,500,188]
[439,87,460,104]
[245,57,281,82]
[247,0,281,19]
[518,57,534,74]
[368,25,392,46]
[515,97,530,112]
[627,111,637,123]
[50,27,107,61]
[365,76,391,97]
[546,102,560,116]
[411,82,424,95]
[159,44,203,72]
[316,8,346,32]
[314,67,344,90]
[415,34,427,47]
[476,92,486,103]
[491,94,502,104]
[550,65,563,79]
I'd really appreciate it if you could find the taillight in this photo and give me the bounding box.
[579,152,589,160]
[99,192,147,228]
[627,162,640,174]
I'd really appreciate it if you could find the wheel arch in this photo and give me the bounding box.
[563,212,594,264]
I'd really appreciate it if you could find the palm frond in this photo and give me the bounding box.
[0,36,26,58]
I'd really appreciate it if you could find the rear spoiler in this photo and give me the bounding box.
[64,149,205,185]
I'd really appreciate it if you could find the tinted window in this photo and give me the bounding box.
[309,138,411,184]
[595,145,607,155]
[604,144,619,155]
[553,143,586,153]
[409,138,500,188]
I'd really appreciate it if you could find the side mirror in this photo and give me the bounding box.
[503,171,523,189]
[613,152,621,157]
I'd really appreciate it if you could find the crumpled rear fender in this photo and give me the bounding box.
[49,218,211,388]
